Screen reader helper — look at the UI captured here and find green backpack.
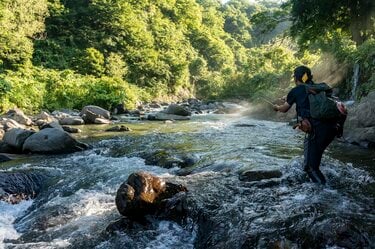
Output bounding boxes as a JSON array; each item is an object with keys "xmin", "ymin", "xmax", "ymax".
[{"xmin": 305, "ymin": 83, "xmax": 342, "ymax": 120}]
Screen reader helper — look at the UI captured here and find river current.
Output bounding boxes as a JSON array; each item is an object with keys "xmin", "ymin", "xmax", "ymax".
[{"xmin": 0, "ymin": 112, "xmax": 374, "ymax": 249}]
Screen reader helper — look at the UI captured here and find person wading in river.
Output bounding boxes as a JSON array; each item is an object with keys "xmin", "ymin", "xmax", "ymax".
[{"xmin": 273, "ymin": 66, "xmax": 341, "ymax": 185}]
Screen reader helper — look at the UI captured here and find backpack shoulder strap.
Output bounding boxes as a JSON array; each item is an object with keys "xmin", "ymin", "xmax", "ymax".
[{"xmin": 305, "ymin": 82, "xmax": 332, "ymax": 94}]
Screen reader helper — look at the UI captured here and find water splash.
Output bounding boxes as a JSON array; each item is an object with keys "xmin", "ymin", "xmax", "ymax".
[
  {"xmin": 0, "ymin": 200, "xmax": 33, "ymax": 247},
  {"xmin": 351, "ymin": 63, "xmax": 360, "ymax": 100}
]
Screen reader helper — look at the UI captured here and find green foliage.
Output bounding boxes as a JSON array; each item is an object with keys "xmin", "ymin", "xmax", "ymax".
[
  {"xmin": 105, "ymin": 53, "xmax": 128, "ymax": 79},
  {"xmin": 0, "ymin": 67, "xmax": 146, "ymax": 113},
  {"xmin": 8, "ymin": 0, "xmax": 368, "ymax": 112},
  {"xmin": 0, "ymin": 68, "xmax": 47, "ymax": 113},
  {"xmin": 0, "ymin": 0, "xmax": 48, "ymax": 69},
  {"xmin": 354, "ymin": 39, "xmax": 375, "ymax": 97},
  {"xmin": 289, "ymin": 0, "xmax": 375, "ymax": 46},
  {"xmin": 0, "ymin": 78, "xmax": 11, "ymax": 98},
  {"xmin": 195, "ymin": 72, "xmax": 226, "ymax": 99},
  {"xmin": 222, "ymin": 0, "xmax": 254, "ymax": 47},
  {"xmin": 78, "ymin": 48, "xmax": 105, "ymax": 76},
  {"xmin": 221, "ymin": 42, "xmax": 302, "ymax": 100},
  {"xmin": 250, "ymin": 4, "xmax": 289, "ymax": 44}
]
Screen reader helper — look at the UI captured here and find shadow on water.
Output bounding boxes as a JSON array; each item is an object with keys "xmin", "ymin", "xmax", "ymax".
[{"xmin": 1, "ymin": 114, "xmax": 374, "ymax": 248}]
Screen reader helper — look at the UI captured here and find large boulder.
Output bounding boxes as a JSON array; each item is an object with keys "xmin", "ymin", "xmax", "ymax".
[
  {"xmin": 80, "ymin": 105, "xmax": 110, "ymax": 124},
  {"xmin": 6, "ymin": 108, "xmax": 33, "ymax": 126},
  {"xmin": 344, "ymin": 127, "xmax": 375, "ymax": 148},
  {"xmin": 0, "ymin": 141, "xmax": 15, "ymax": 153},
  {"xmin": 3, "ymin": 128, "xmax": 35, "ymax": 150},
  {"xmin": 344, "ymin": 91, "xmax": 375, "ymax": 147},
  {"xmin": 165, "ymin": 104, "xmax": 191, "ymax": 116},
  {"xmin": 115, "ymin": 171, "xmax": 187, "ymax": 219},
  {"xmin": 59, "ymin": 116, "xmax": 85, "ymax": 125},
  {"xmin": 354, "ymin": 92, "xmax": 375, "ymax": 127},
  {"xmin": 22, "ymin": 128, "xmax": 89, "ymax": 154}
]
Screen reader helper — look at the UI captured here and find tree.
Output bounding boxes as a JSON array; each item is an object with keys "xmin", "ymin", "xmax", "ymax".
[
  {"xmin": 289, "ymin": 0, "xmax": 375, "ymax": 46},
  {"xmin": 0, "ymin": 0, "xmax": 48, "ymax": 69},
  {"xmin": 222, "ymin": 0, "xmax": 253, "ymax": 47}
]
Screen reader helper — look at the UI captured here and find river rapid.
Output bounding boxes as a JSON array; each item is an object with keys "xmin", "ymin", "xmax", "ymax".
[{"xmin": 1, "ymin": 111, "xmax": 374, "ymax": 249}]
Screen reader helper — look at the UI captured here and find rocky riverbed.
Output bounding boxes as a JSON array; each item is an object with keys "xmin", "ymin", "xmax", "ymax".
[{"xmin": 0, "ymin": 108, "xmax": 374, "ymax": 248}]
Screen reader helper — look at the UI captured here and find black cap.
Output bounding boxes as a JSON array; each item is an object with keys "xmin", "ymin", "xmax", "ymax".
[{"xmin": 293, "ymin": 66, "xmax": 312, "ymax": 83}]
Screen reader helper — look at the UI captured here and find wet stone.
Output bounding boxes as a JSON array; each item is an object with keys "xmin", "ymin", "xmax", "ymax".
[
  {"xmin": 0, "ymin": 172, "xmax": 45, "ymax": 204},
  {"xmin": 105, "ymin": 125, "xmax": 131, "ymax": 132},
  {"xmin": 115, "ymin": 171, "xmax": 187, "ymax": 220},
  {"xmin": 239, "ymin": 169, "xmax": 282, "ymax": 182}
]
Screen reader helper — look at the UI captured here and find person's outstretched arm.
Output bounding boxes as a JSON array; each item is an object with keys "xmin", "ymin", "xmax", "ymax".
[{"xmin": 273, "ymin": 102, "xmax": 291, "ymax": 113}]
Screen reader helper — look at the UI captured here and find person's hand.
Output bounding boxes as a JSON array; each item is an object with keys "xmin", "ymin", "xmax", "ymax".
[{"xmin": 273, "ymin": 105, "xmax": 279, "ymax": 112}]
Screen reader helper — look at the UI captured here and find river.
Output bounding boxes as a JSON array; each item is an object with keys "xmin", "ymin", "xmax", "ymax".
[{"xmin": 1, "ymin": 111, "xmax": 374, "ymax": 249}]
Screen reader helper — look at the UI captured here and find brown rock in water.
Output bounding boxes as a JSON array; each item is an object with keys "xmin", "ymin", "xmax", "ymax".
[
  {"xmin": 115, "ymin": 171, "xmax": 187, "ymax": 219},
  {"xmin": 105, "ymin": 125, "xmax": 131, "ymax": 132}
]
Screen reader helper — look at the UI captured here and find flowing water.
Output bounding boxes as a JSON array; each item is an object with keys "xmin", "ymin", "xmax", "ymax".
[
  {"xmin": 350, "ymin": 63, "xmax": 360, "ymax": 101},
  {"xmin": 0, "ymin": 112, "xmax": 374, "ymax": 249}
]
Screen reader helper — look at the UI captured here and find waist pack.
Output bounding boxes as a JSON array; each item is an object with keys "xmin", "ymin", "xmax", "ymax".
[
  {"xmin": 305, "ymin": 83, "xmax": 347, "ymax": 120},
  {"xmin": 293, "ymin": 118, "xmax": 312, "ymax": 133}
]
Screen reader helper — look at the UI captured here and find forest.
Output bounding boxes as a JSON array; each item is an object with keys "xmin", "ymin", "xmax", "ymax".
[{"xmin": 0, "ymin": 0, "xmax": 374, "ymax": 112}]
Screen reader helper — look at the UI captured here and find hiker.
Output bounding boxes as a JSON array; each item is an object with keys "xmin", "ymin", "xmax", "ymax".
[{"xmin": 273, "ymin": 66, "xmax": 344, "ymax": 185}]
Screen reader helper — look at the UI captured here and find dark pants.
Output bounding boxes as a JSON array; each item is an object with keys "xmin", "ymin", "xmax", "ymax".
[{"xmin": 303, "ymin": 119, "xmax": 337, "ymax": 184}]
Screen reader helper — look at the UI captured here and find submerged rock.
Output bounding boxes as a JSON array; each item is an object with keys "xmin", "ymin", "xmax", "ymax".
[
  {"xmin": 115, "ymin": 171, "xmax": 187, "ymax": 219},
  {"xmin": 105, "ymin": 125, "xmax": 131, "ymax": 132},
  {"xmin": 62, "ymin": 126, "xmax": 81, "ymax": 133},
  {"xmin": 0, "ymin": 172, "xmax": 45, "ymax": 204},
  {"xmin": 0, "ymin": 154, "xmax": 12, "ymax": 163},
  {"xmin": 147, "ymin": 113, "xmax": 190, "ymax": 121},
  {"xmin": 140, "ymin": 150, "xmax": 198, "ymax": 169},
  {"xmin": 239, "ymin": 169, "xmax": 282, "ymax": 182}
]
